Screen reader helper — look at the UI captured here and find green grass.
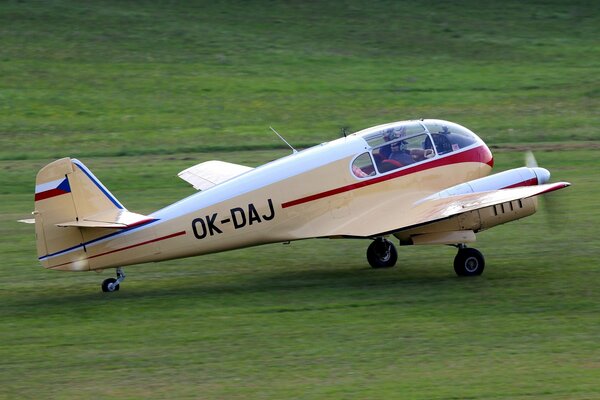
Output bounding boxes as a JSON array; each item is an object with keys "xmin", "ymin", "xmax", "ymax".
[
  {"xmin": 1, "ymin": 0, "xmax": 599, "ymax": 159},
  {"xmin": 1, "ymin": 150, "xmax": 598, "ymax": 399},
  {"xmin": 1, "ymin": 1, "xmax": 600, "ymax": 399}
]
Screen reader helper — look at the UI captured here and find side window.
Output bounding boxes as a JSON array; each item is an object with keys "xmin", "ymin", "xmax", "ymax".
[
  {"xmin": 431, "ymin": 134, "xmax": 453, "ymax": 155},
  {"xmin": 375, "ymin": 133, "xmax": 434, "ymax": 173},
  {"xmin": 352, "ymin": 153, "xmax": 376, "ymax": 178}
]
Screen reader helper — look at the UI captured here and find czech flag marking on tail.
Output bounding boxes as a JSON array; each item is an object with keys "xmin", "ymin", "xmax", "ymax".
[{"xmin": 35, "ymin": 177, "xmax": 71, "ymax": 201}]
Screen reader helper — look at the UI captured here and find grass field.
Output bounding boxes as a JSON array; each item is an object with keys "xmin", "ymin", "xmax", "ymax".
[{"xmin": 1, "ymin": 1, "xmax": 599, "ymax": 399}]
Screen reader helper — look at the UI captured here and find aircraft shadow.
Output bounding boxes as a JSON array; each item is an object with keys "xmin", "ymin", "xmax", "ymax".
[{"xmin": 11, "ymin": 262, "xmax": 476, "ymax": 314}]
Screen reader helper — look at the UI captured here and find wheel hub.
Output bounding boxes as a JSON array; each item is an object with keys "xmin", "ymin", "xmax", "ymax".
[
  {"xmin": 464, "ymin": 256, "xmax": 479, "ymax": 273},
  {"xmin": 376, "ymin": 246, "xmax": 391, "ymax": 262}
]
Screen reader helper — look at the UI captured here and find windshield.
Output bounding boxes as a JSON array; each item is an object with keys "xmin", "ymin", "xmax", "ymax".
[
  {"xmin": 363, "ymin": 121, "xmax": 426, "ymax": 148},
  {"xmin": 422, "ymin": 120, "xmax": 479, "ymax": 154},
  {"xmin": 351, "ymin": 119, "xmax": 483, "ymax": 177}
]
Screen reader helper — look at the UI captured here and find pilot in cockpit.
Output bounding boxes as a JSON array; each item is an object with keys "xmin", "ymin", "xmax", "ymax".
[{"xmin": 389, "ymin": 140, "xmax": 415, "ymax": 165}]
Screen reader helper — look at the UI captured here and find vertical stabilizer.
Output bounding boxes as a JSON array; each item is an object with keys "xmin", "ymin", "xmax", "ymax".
[{"xmin": 34, "ymin": 158, "xmax": 126, "ymax": 271}]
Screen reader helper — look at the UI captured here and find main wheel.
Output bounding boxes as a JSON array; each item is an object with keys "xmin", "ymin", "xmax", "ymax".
[
  {"xmin": 367, "ymin": 239, "xmax": 398, "ymax": 269},
  {"xmin": 101, "ymin": 277, "xmax": 120, "ymax": 292},
  {"xmin": 454, "ymin": 248, "xmax": 485, "ymax": 276}
]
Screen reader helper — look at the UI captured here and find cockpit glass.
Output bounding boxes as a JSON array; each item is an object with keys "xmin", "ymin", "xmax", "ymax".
[
  {"xmin": 363, "ymin": 122, "xmax": 426, "ymax": 148},
  {"xmin": 373, "ymin": 133, "xmax": 433, "ymax": 173},
  {"xmin": 351, "ymin": 152, "xmax": 376, "ymax": 178},
  {"xmin": 353, "ymin": 119, "xmax": 482, "ymax": 177},
  {"xmin": 422, "ymin": 121, "xmax": 479, "ymax": 154}
]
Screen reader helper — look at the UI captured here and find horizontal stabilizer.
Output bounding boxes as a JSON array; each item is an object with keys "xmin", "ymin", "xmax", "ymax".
[
  {"xmin": 56, "ymin": 210, "xmax": 155, "ymax": 229},
  {"xmin": 178, "ymin": 160, "xmax": 253, "ymax": 191}
]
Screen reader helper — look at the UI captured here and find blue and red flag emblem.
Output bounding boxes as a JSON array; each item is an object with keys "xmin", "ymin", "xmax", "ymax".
[{"xmin": 35, "ymin": 178, "xmax": 71, "ymax": 201}]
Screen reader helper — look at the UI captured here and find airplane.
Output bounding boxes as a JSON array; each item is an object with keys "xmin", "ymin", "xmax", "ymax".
[{"xmin": 23, "ymin": 119, "xmax": 570, "ymax": 292}]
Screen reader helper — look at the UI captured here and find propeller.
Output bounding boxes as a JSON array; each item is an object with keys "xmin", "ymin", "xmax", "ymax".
[
  {"xmin": 525, "ymin": 151, "xmax": 551, "ymax": 184},
  {"xmin": 524, "ymin": 151, "xmax": 564, "ymax": 227},
  {"xmin": 525, "ymin": 150, "xmax": 538, "ymax": 168}
]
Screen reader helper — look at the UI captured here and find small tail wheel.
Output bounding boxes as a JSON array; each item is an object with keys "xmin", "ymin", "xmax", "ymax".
[
  {"xmin": 454, "ymin": 248, "xmax": 485, "ymax": 276},
  {"xmin": 101, "ymin": 267, "xmax": 126, "ymax": 292},
  {"xmin": 101, "ymin": 277, "xmax": 120, "ymax": 292},
  {"xmin": 367, "ymin": 238, "xmax": 398, "ymax": 269}
]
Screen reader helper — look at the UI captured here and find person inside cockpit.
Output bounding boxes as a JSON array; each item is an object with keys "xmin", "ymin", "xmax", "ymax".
[{"xmin": 388, "ymin": 140, "xmax": 415, "ymax": 166}]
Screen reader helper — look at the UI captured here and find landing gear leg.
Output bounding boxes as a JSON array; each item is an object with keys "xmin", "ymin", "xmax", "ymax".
[
  {"xmin": 101, "ymin": 267, "xmax": 126, "ymax": 292},
  {"xmin": 367, "ymin": 237, "xmax": 398, "ymax": 269},
  {"xmin": 453, "ymin": 245, "xmax": 485, "ymax": 276}
]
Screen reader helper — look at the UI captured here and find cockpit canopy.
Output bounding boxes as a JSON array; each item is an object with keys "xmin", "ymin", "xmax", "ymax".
[{"xmin": 351, "ymin": 119, "xmax": 483, "ymax": 178}]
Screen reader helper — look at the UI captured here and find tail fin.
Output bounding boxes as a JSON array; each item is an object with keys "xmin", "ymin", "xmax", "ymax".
[{"xmin": 34, "ymin": 158, "xmax": 151, "ymax": 271}]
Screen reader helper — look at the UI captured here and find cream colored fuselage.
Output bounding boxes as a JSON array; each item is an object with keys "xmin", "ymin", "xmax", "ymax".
[{"xmin": 46, "ymin": 135, "xmax": 492, "ymax": 271}]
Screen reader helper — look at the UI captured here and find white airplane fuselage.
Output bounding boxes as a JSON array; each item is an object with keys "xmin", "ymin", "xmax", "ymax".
[
  {"xmin": 36, "ymin": 118, "xmax": 567, "ymax": 286},
  {"xmin": 41, "ymin": 130, "xmax": 493, "ymax": 272}
]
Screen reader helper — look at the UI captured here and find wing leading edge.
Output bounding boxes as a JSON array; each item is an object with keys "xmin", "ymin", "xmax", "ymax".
[{"xmin": 342, "ymin": 181, "xmax": 570, "ymax": 239}]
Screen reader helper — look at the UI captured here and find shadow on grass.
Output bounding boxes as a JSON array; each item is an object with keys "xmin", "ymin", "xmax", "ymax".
[{"xmin": 6, "ymin": 259, "xmax": 501, "ymax": 320}]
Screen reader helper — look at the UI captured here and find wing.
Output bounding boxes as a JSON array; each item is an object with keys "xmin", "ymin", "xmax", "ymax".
[
  {"xmin": 178, "ymin": 160, "xmax": 253, "ymax": 191},
  {"xmin": 342, "ymin": 181, "xmax": 570, "ymax": 238}
]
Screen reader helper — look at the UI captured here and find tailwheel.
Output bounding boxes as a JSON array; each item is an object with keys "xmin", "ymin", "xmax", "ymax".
[
  {"xmin": 101, "ymin": 278, "xmax": 119, "ymax": 292},
  {"xmin": 101, "ymin": 267, "xmax": 126, "ymax": 292},
  {"xmin": 454, "ymin": 247, "xmax": 485, "ymax": 277},
  {"xmin": 367, "ymin": 238, "xmax": 398, "ymax": 269}
]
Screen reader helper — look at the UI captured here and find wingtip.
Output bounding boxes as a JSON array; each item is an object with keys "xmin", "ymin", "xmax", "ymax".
[{"xmin": 539, "ymin": 181, "xmax": 571, "ymax": 195}]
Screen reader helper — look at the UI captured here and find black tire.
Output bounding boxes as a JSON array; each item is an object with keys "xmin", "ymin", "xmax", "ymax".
[
  {"xmin": 454, "ymin": 248, "xmax": 485, "ymax": 277},
  {"xmin": 101, "ymin": 277, "xmax": 120, "ymax": 292},
  {"xmin": 367, "ymin": 239, "xmax": 398, "ymax": 269}
]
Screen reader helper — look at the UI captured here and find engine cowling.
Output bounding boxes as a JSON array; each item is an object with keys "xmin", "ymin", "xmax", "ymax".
[{"xmin": 424, "ymin": 166, "xmax": 550, "ymax": 201}]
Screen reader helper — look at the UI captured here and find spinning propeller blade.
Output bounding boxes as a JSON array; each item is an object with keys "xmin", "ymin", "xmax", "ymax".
[
  {"xmin": 525, "ymin": 151, "xmax": 566, "ymax": 227},
  {"xmin": 525, "ymin": 150, "xmax": 538, "ymax": 168}
]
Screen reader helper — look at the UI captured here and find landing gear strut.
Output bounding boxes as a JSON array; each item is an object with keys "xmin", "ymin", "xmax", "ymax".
[
  {"xmin": 367, "ymin": 238, "xmax": 398, "ymax": 269},
  {"xmin": 101, "ymin": 267, "xmax": 126, "ymax": 292},
  {"xmin": 453, "ymin": 246, "xmax": 485, "ymax": 276}
]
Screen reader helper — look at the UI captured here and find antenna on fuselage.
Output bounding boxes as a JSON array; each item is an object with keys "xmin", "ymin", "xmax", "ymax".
[{"xmin": 270, "ymin": 126, "xmax": 298, "ymax": 154}]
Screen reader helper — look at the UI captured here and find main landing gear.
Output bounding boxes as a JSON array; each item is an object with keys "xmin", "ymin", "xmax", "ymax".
[
  {"xmin": 366, "ymin": 238, "xmax": 398, "ymax": 268},
  {"xmin": 453, "ymin": 245, "xmax": 485, "ymax": 276},
  {"xmin": 101, "ymin": 267, "xmax": 126, "ymax": 292},
  {"xmin": 366, "ymin": 239, "xmax": 485, "ymax": 276}
]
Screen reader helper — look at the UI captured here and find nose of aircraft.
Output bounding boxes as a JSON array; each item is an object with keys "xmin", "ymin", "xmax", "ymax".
[{"xmin": 532, "ymin": 167, "xmax": 551, "ymax": 184}]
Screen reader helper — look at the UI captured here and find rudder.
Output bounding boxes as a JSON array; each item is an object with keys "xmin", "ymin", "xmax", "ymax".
[{"xmin": 34, "ymin": 158, "xmax": 126, "ymax": 271}]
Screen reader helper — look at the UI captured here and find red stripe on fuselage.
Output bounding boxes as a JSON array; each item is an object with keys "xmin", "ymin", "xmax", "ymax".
[
  {"xmin": 282, "ymin": 145, "xmax": 493, "ymax": 209},
  {"xmin": 86, "ymin": 230, "xmax": 187, "ymax": 261},
  {"xmin": 48, "ymin": 230, "xmax": 187, "ymax": 269}
]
